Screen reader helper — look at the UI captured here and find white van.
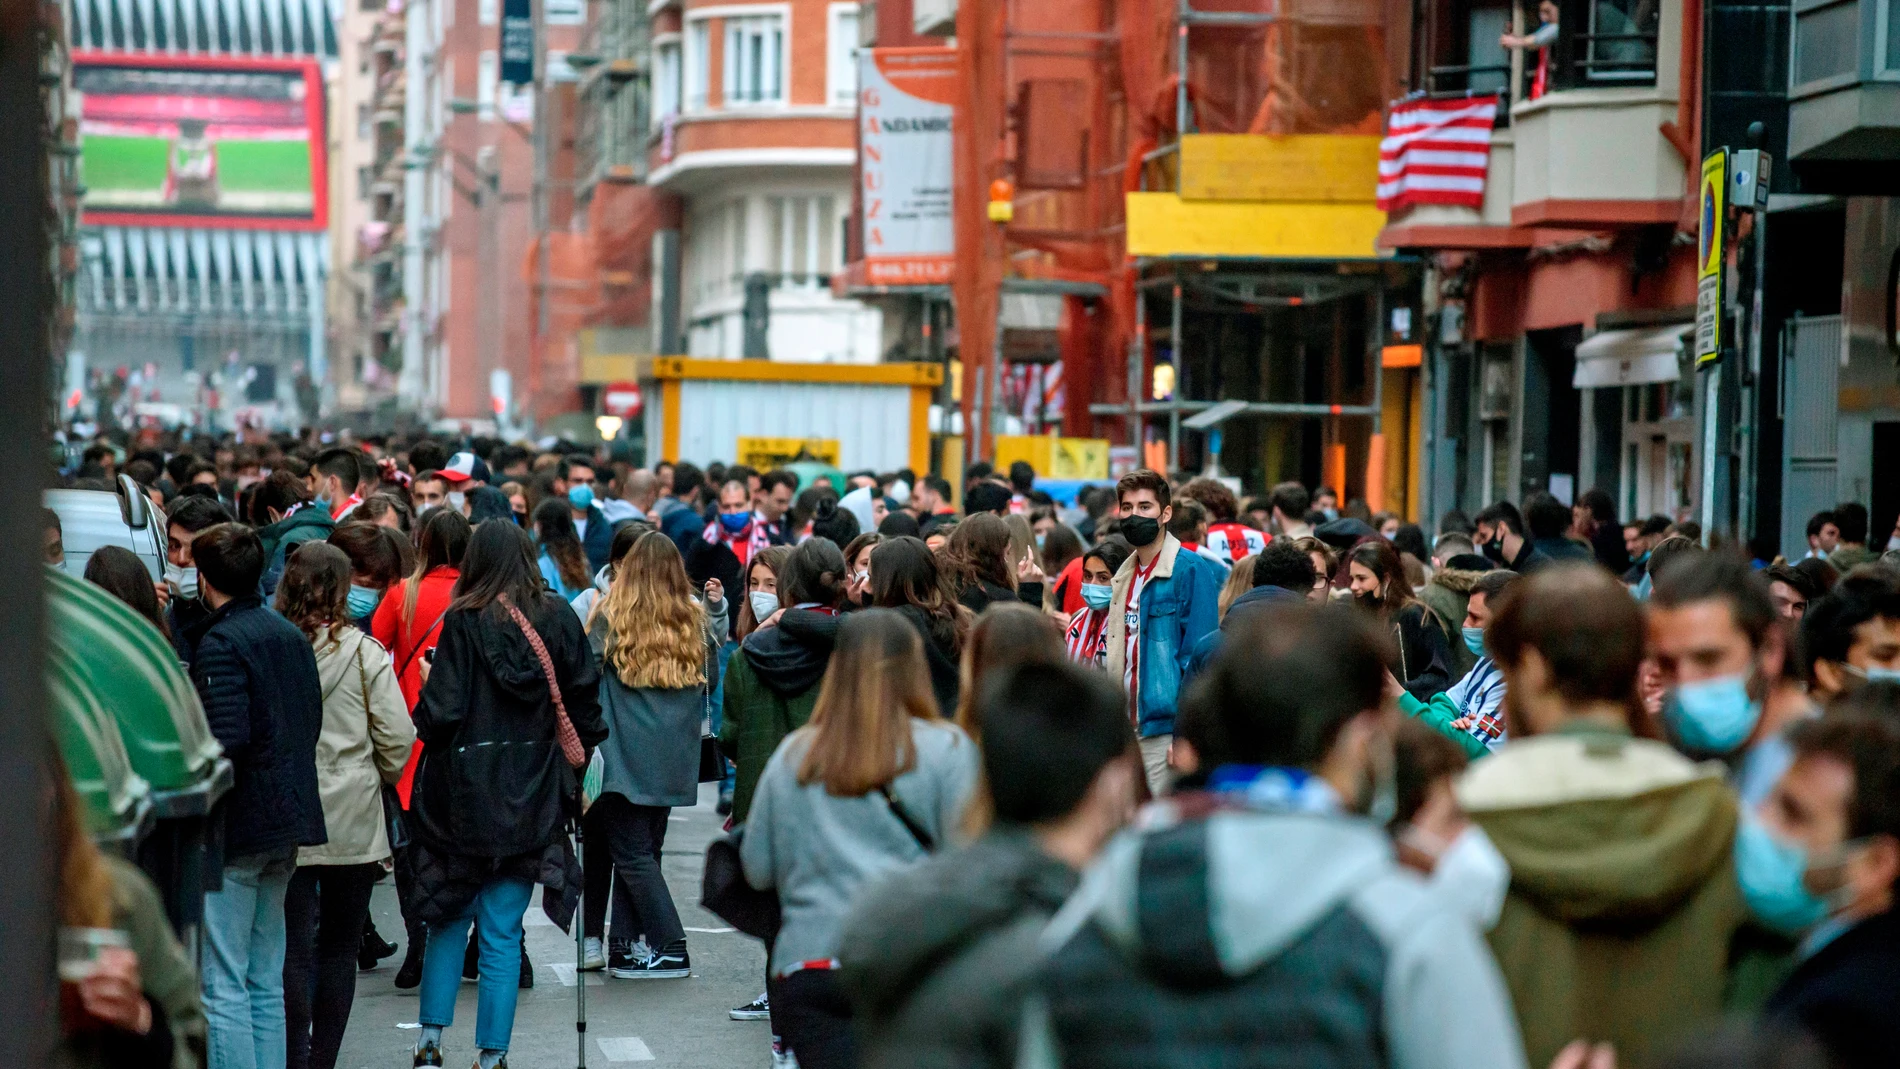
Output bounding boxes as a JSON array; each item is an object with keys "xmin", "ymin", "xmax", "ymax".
[{"xmin": 46, "ymin": 474, "xmax": 168, "ymax": 579}]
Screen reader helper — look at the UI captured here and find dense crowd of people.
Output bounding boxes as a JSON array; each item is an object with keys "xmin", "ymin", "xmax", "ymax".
[{"xmin": 43, "ymin": 428, "xmax": 1900, "ymax": 1069}]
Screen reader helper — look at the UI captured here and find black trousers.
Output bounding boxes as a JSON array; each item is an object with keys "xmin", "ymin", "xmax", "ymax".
[
  {"xmin": 283, "ymin": 862, "xmax": 381, "ymax": 1069},
  {"xmin": 587, "ymin": 795, "xmax": 685, "ymax": 949},
  {"xmin": 773, "ymin": 969, "xmax": 856, "ymax": 1069},
  {"xmin": 582, "ymin": 810, "xmax": 637, "ymax": 943}
]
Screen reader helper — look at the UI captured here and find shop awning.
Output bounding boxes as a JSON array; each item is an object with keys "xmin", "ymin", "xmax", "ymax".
[{"xmin": 1572, "ymin": 326, "xmax": 1689, "ymax": 388}]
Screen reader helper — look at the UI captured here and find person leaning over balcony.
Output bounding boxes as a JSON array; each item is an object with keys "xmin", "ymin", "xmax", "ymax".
[{"xmin": 1500, "ymin": 0, "xmax": 1560, "ymax": 97}]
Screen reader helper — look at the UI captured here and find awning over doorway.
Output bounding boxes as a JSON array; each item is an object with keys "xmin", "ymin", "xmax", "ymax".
[{"xmin": 1572, "ymin": 326, "xmax": 1689, "ymax": 388}]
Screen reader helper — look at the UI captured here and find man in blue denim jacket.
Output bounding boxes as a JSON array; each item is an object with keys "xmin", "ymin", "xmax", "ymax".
[{"xmin": 1103, "ymin": 469, "xmax": 1224, "ymax": 793}]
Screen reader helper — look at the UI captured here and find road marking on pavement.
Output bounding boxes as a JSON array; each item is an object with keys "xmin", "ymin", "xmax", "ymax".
[
  {"xmin": 396, "ymin": 1022, "xmax": 421, "ymax": 1029},
  {"xmin": 597, "ymin": 1036, "xmax": 655, "ymax": 1061},
  {"xmin": 668, "ymin": 816, "xmax": 689, "ymax": 822},
  {"xmin": 684, "ymin": 926, "xmax": 736, "ymax": 934},
  {"xmin": 546, "ymin": 962, "xmax": 605, "ymax": 986}
]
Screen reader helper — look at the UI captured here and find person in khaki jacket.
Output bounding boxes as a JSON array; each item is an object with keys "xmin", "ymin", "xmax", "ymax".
[
  {"xmin": 1458, "ymin": 564, "xmax": 1746, "ymax": 1069},
  {"xmin": 274, "ymin": 543, "xmax": 416, "ymax": 1069}
]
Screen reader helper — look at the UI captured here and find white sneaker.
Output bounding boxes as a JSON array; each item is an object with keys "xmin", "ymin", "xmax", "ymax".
[
  {"xmin": 581, "ymin": 937, "xmax": 606, "ymax": 972},
  {"xmin": 770, "ymin": 1042, "xmax": 799, "ymax": 1069}
]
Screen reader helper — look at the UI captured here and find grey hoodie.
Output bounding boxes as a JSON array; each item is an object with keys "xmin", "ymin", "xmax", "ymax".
[{"xmin": 1018, "ymin": 803, "xmax": 1528, "ymax": 1069}]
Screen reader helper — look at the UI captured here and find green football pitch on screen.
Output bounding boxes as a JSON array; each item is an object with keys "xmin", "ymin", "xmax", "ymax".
[{"xmin": 82, "ymin": 134, "xmax": 314, "ymax": 215}]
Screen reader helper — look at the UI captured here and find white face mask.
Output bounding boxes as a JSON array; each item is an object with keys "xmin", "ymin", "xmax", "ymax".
[
  {"xmin": 165, "ymin": 562, "xmax": 199, "ymax": 600},
  {"xmin": 749, "ymin": 590, "xmax": 779, "ymax": 622},
  {"xmin": 1888, "ymin": 534, "xmax": 1900, "ymax": 552},
  {"xmin": 447, "ymin": 490, "xmax": 467, "ymax": 514}
]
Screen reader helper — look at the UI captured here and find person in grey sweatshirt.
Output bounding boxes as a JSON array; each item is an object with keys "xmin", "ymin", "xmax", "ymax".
[
  {"xmin": 1017, "ymin": 600, "xmax": 1528, "ymax": 1069},
  {"xmin": 741, "ymin": 609, "xmax": 979, "ymax": 1069}
]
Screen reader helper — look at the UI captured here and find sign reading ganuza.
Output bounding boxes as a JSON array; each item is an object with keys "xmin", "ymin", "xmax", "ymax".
[{"xmin": 859, "ymin": 48, "xmax": 956, "ymax": 286}]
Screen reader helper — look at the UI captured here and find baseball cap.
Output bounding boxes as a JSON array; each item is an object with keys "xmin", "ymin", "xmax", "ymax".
[{"xmin": 439, "ymin": 451, "xmax": 492, "ymax": 484}]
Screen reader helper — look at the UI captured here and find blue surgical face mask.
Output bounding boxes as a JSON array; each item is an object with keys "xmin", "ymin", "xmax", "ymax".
[
  {"xmin": 1633, "ymin": 571, "xmax": 1654, "ymax": 601},
  {"xmin": 720, "ymin": 511, "xmax": 752, "ymax": 533},
  {"xmin": 1662, "ymin": 672, "xmax": 1762, "ymax": 756},
  {"xmin": 1462, "ymin": 626, "xmax": 1487, "ymax": 658},
  {"xmin": 347, "ymin": 584, "xmax": 384, "ymax": 619},
  {"xmin": 1081, "ymin": 582, "xmax": 1113, "ymax": 611},
  {"xmin": 1735, "ymin": 809, "xmax": 1828, "ymax": 936},
  {"xmin": 1844, "ymin": 663, "xmax": 1900, "ymax": 686},
  {"xmin": 568, "ymin": 484, "xmax": 595, "ymax": 511}
]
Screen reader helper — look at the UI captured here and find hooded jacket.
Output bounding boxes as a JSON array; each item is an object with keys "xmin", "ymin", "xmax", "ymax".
[
  {"xmin": 1418, "ymin": 566, "xmax": 1486, "ymax": 683},
  {"xmin": 409, "ymin": 596, "xmax": 606, "ymax": 859},
  {"xmin": 720, "ymin": 622, "xmax": 831, "ymax": 822},
  {"xmin": 302, "ymin": 627, "xmax": 415, "ymax": 866},
  {"xmin": 1023, "ymin": 796, "xmax": 1528, "ymax": 1069},
  {"xmin": 256, "ymin": 505, "xmax": 335, "ymax": 595},
  {"xmin": 838, "ymin": 828, "xmax": 1078, "ymax": 1069},
  {"xmin": 1458, "ymin": 724, "xmax": 1747, "ymax": 1069}
]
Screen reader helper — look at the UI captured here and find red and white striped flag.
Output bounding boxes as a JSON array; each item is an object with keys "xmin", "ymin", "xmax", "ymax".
[{"xmin": 1376, "ymin": 95, "xmax": 1500, "ymax": 214}]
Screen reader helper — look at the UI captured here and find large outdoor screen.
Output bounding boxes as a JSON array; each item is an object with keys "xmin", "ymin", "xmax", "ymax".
[{"xmin": 75, "ymin": 54, "xmax": 327, "ymax": 230}]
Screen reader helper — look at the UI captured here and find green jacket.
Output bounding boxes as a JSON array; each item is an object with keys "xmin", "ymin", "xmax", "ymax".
[
  {"xmin": 1457, "ymin": 724, "xmax": 1747, "ymax": 1069},
  {"xmin": 55, "ymin": 856, "xmax": 206, "ymax": 1069},
  {"xmin": 1417, "ymin": 566, "xmax": 1484, "ymax": 683},
  {"xmin": 1398, "ymin": 689, "xmax": 1491, "ymax": 760},
  {"xmin": 719, "ymin": 645, "xmax": 822, "ymax": 823},
  {"xmin": 256, "ymin": 505, "xmax": 335, "ymax": 591},
  {"xmin": 1829, "ymin": 545, "xmax": 1877, "ymax": 573}
]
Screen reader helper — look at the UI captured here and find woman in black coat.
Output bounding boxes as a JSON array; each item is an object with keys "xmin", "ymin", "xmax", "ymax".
[
  {"xmin": 407, "ymin": 520, "xmax": 605, "ymax": 1068},
  {"xmin": 1344, "ymin": 537, "xmax": 1454, "ymax": 700}
]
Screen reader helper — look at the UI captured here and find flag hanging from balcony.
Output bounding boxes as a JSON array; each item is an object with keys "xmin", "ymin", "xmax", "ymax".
[{"xmin": 1376, "ymin": 95, "xmax": 1500, "ymax": 214}]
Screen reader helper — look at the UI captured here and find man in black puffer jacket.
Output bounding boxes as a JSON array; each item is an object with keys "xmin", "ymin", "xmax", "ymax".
[{"xmin": 181, "ymin": 523, "xmax": 325, "ymax": 1069}]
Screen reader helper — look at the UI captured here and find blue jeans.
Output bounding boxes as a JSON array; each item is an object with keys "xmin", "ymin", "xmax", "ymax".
[
  {"xmin": 715, "ymin": 640, "xmax": 737, "ymax": 791},
  {"xmin": 418, "ymin": 877, "xmax": 534, "ymax": 1052},
  {"xmin": 203, "ymin": 852, "xmax": 296, "ymax": 1069}
]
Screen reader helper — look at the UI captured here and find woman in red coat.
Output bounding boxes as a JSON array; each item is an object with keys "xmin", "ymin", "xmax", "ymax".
[{"xmin": 369, "ymin": 506, "xmax": 471, "ymax": 987}]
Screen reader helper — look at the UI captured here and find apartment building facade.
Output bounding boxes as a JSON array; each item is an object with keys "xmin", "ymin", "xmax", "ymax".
[{"xmin": 648, "ymin": 0, "xmax": 877, "ymax": 363}]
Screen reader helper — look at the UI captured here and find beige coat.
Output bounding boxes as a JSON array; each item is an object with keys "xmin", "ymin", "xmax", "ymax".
[{"xmin": 300, "ymin": 627, "xmax": 415, "ymax": 866}]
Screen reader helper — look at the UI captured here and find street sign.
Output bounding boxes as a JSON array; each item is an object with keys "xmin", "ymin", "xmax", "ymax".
[
  {"xmin": 601, "ymin": 380, "xmax": 643, "ymax": 420},
  {"xmin": 1695, "ymin": 149, "xmax": 1727, "ymax": 366},
  {"xmin": 500, "ymin": 0, "xmax": 534, "ymax": 85},
  {"xmin": 737, "ymin": 437, "xmax": 840, "ymax": 470}
]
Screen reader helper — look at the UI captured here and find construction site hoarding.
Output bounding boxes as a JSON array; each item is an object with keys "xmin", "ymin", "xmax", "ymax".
[
  {"xmin": 1124, "ymin": 192, "xmax": 1387, "ymax": 259},
  {"xmin": 860, "ymin": 47, "xmax": 956, "ymax": 286},
  {"xmin": 1179, "ymin": 134, "xmax": 1382, "ymax": 202},
  {"xmin": 74, "ymin": 53, "xmax": 327, "ymax": 231}
]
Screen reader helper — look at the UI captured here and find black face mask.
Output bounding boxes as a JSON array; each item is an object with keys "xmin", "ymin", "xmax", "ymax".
[
  {"xmin": 1121, "ymin": 515, "xmax": 1162, "ymax": 547},
  {"xmin": 1482, "ymin": 537, "xmax": 1505, "ymax": 563}
]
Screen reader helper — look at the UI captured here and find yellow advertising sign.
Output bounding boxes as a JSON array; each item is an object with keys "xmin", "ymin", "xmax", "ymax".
[
  {"xmin": 736, "ymin": 437, "xmax": 840, "ymax": 470},
  {"xmin": 1695, "ymin": 150, "xmax": 1727, "ymax": 365},
  {"xmin": 992, "ymin": 436, "xmax": 1111, "ymax": 480},
  {"xmin": 1177, "ymin": 134, "xmax": 1382, "ymax": 203},
  {"xmin": 1125, "ymin": 192, "xmax": 1387, "ymax": 260}
]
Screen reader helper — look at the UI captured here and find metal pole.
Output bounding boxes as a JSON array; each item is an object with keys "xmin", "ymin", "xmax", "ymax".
[
  {"xmin": 0, "ymin": 0, "xmax": 54, "ymax": 1052},
  {"xmin": 1699, "ymin": 362, "xmax": 1720, "ymax": 543},
  {"xmin": 479, "ymin": 152, "xmax": 501, "ymax": 431},
  {"xmin": 1167, "ymin": 269, "xmax": 1182, "ymax": 471},
  {"xmin": 1175, "ymin": 0, "xmax": 1189, "ymax": 138},
  {"xmin": 531, "ymin": 0, "xmax": 551, "ymax": 425},
  {"xmin": 1129, "ymin": 275, "xmax": 1145, "ymax": 453},
  {"xmin": 1740, "ymin": 210, "xmax": 1767, "ymax": 550}
]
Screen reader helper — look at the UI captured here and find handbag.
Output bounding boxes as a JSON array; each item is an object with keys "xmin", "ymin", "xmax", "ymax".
[
  {"xmin": 701, "ymin": 825, "xmax": 780, "ymax": 941},
  {"xmin": 500, "ymin": 595, "xmax": 588, "ymax": 769},
  {"xmin": 355, "ymin": 641, "xmax": 410, "ymax": 851}
]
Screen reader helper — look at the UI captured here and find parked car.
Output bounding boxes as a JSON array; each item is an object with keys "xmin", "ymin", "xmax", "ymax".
[{"xmin": 46, "ymin": 474, "xmax": 166, "ymax": 579}]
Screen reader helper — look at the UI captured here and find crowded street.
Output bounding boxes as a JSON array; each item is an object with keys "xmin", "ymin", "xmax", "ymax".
[{"xmin": 8, "ymin": 0, "xmax": 1900, "ymax": 1061}]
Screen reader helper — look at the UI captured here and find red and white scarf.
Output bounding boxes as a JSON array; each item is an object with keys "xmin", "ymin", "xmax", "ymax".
[
  {"xmin": 702, "ymin": 511, "xmax": 776, "ymax": 568},
  {"xmin": 1065, "ymin": 606, "xmax": 1110, "ymax": 669}
]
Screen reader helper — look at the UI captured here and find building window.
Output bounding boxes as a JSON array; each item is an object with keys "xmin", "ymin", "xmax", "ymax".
[
  {"xmin": 827, "ymin": 4, "xmax": 859, "ymax": 106},
  {"xmin": 686, "ymin": 21, "xmax": 712, "ymax": 110},
  {"xmin": 723, "ymin": 14, "xmax": 785, "ymax": 105},
  {"xmin": 655, "ymin": 38, "xmax": 681, "ymax": 118},
  {"xmin": 1580, "ymin": 0, "xmax": 1658, "ymax": 83},
  {"xmin": 478, "ymin": 0, "xmax": 496, "ymax": 26},
  {"xmin": 766, "ymin": 194, "xmax": 837, "ymax": 286}
]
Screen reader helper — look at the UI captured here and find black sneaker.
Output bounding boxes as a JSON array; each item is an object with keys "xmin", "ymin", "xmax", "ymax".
[
  {"xmin": 606, "ymin": 942, "xmax": 638, "ymax": 975},
  {"xmin": 412, "ymin": 1041, "xmax": 444, "ymax": 1067},
  {"xmin": 730, "ymin": 991, "xmax": 770, "ymax": 1021},
  {"xmin": 612, "ymin": 938, "xmax": 688, "ymax": 979}
]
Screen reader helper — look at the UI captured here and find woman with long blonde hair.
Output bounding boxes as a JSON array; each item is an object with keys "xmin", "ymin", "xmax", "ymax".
[
  {"xmin": 741, "ymin": 609, "xmax": 978, "ymax": 1069},
  {"xmin": 583, "ymin": 530, "xmax": 717, "ymax": 978}
]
